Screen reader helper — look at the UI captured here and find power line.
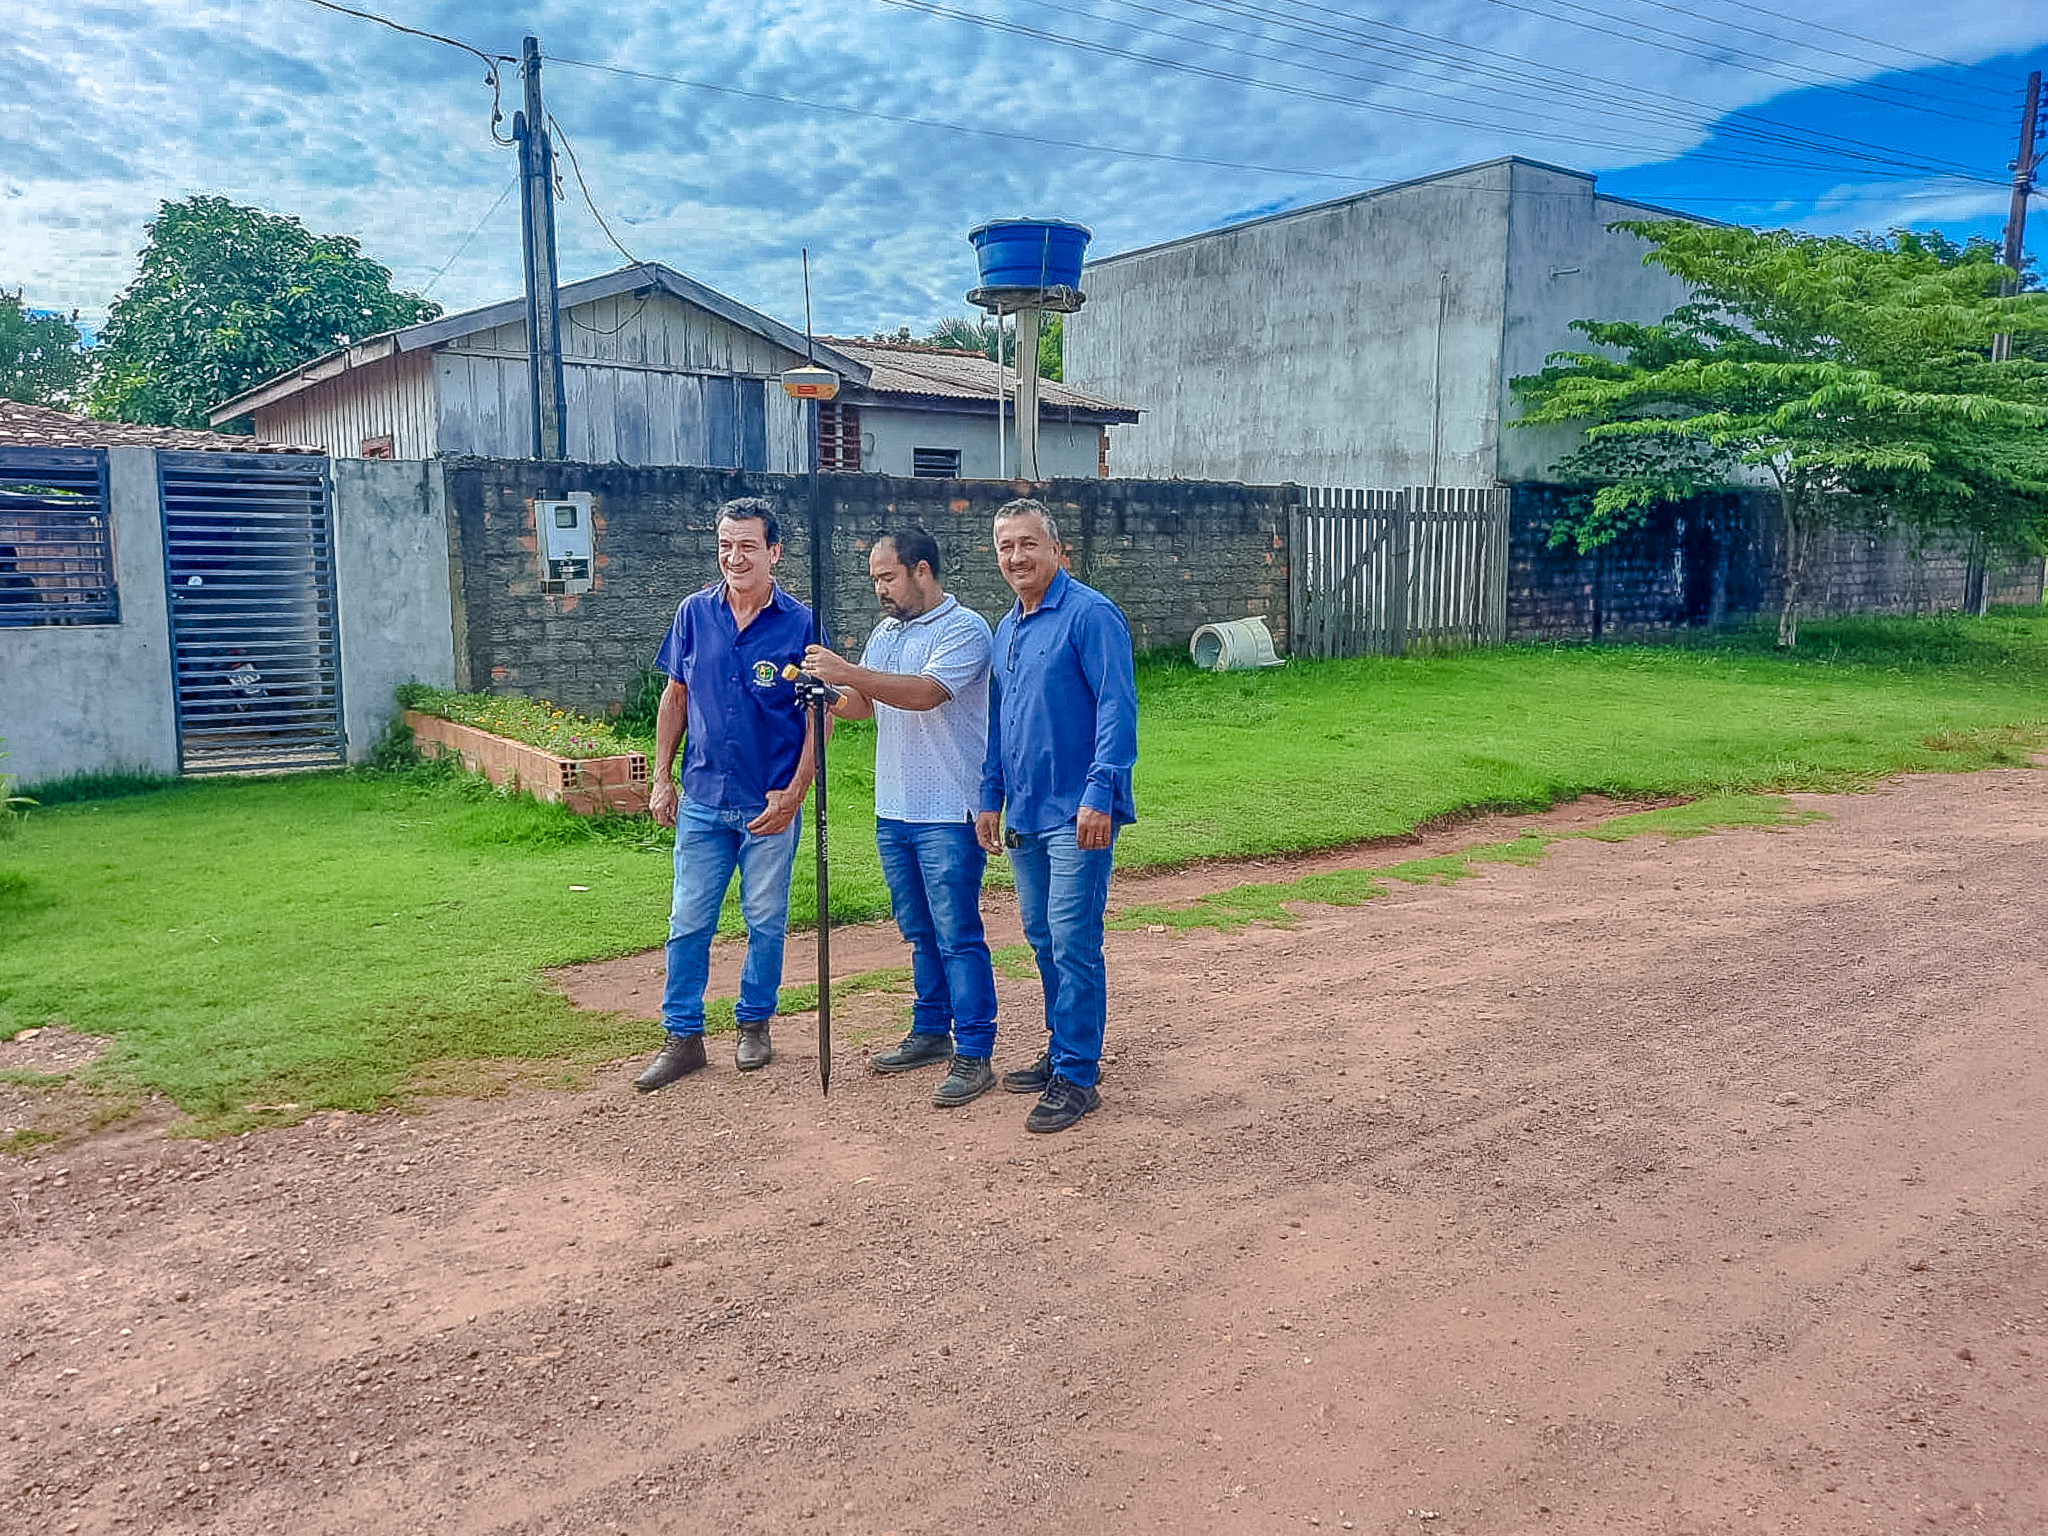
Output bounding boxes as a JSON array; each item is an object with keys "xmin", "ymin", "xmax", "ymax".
[
  {"xmin": 871, "ymin": 0, "xmax": 2006, "ymax": 184},
  {"xmin": 1601, "ymin": 0, "xmax": 2011, "ymax": 109},
  {"xmin": 420, "ymin": 174, "xmax": 518, "ymax": 298},
  {"xmin": 1687, "ymin": 0, "xmax": 2015, "ymax": 87},
  {"xmin": 1061, "ymin": 0, "xmax": 1998, "ymax": 182},
  {"xmin": 1472, "ymin": 0, "xmax": 2005, "ymax": 126},
  {"xmin": 548, "ymin": 114, "xmax": 646, "ymax": 269},
  {"xmin": 546, "ymin": 54, "xmax": 1371, "ymax": 182},
  {"xmin": 294, "ymin": 0, "xmax": 518, "ymax": 144}
]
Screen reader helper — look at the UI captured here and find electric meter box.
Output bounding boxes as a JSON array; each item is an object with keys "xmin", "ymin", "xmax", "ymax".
[{"xmin": 535, "ymin": 493, "xmax": 595, "ymax": 595}]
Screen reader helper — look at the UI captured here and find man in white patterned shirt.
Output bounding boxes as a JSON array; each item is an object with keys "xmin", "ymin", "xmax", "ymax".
[{"xmin": 802, "ymin": 528, "xmax": 1000, "ymax": 1107}]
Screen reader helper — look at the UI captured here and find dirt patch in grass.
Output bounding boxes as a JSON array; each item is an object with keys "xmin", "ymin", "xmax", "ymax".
[
  {"xmin": 550, "ymin": 793, "xmax": 1691, "ymax": 1018},
  {"xmin": 4, "ymin": 766, "xmax": 2045, "ymax": 1535}
]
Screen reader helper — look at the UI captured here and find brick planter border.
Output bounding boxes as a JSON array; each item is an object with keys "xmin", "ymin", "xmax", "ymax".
[{"xmin": 403, "ymin": 711, "xmax": 650, "ymax": 816}]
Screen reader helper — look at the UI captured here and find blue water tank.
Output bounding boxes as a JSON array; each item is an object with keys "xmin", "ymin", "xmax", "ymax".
[{"xmin": 968, "ymin": 219, "xmax": 1092, "ymax": 290}]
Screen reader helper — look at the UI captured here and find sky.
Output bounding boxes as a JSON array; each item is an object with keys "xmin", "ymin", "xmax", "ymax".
[{"xmin": 4, "ymin": 0, "xmax": 2045, "ymax": 339}]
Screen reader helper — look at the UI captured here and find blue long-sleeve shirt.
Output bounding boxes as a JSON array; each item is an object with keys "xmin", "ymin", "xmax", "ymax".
[{"xmin": 979, "ymin": 568, "xmax": 1139, "ymax": 833}]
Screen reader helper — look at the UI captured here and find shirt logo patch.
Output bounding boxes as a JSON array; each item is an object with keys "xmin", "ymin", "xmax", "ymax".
[{"xmin": 751, "ymin": 660, "xmax": 779, "ymax": 688}]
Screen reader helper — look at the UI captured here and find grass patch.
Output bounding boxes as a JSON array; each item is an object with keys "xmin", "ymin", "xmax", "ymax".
[
  {"xmin": 19, "ymin": 767, "xmax": 182, "ymax": 806},
  {"xmin": 0, "ymin": 1068, "xmax": 70, "ymax": 1091},
  {"xmin": 991, "ymin": 944, "xmax": 1040, "ymax": 981},
  {"xmin": 3, "ymin": 609, "xmax": 2044, "ymax": 1131},
  {"xmin": 1112, "ymin": 794, "xmax": 1821, "ymax": 932}
]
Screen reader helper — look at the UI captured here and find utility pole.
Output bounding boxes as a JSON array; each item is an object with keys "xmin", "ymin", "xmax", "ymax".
[
  {"xmin": 1991, "ymin": 69, "xmax": 2042, "ymax": 366},
  {"xmin": 515, "ymin": 35, "xmax": 567, "ymax": 460}
]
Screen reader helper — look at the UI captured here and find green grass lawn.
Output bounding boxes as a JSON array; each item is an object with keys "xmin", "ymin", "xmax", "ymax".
[{"xmin": 4, "ymin": 608, "xmax": 2044, "ymax": 1134}]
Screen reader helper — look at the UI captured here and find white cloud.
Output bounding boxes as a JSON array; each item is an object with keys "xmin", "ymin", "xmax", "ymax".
[{"xmin": 3, "ymin": 0, "xmax": 2043, "ymax": 331}]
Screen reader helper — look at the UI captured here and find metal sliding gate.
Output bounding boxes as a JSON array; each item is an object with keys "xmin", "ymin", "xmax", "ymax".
[
  {"xmin": 159, "ymin": 451, "xmax": 344, "ymax": 774},
  {"xmin": 1289, "ymin": 485, "xmax": 1510, "ymax": 658}
]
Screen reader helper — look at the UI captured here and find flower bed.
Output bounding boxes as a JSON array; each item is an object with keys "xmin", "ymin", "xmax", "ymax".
[
  {"xmin": 401, "ymin": 698, "xmax": 650, "ymax": 817},
  {"xmin": 397, "ymin": 686, "xmax": 640, "ymax": 759}
]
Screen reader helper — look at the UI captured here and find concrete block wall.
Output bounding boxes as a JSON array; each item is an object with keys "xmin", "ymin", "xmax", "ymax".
[
  {"xmin": 441, "ymin": 459, "xmax": 1291, "ymax": 716},
  {"xmin": 1507, "ymin": 485, "xmax": 2043, "ymax": 641}
]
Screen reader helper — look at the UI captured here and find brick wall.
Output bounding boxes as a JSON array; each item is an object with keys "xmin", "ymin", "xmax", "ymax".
[
  {"xmin": 1507, "ymin": 485, "xmax": 2042, "ymax": 642},
  {"xmin": 442, "ymin": 459, "xmax": 1290, "ymax": 714}
]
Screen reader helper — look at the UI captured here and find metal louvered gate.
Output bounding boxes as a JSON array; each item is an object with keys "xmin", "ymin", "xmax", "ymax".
[{"xmin": 159, "ymin": 452, "xmax": 343, "ymax": 774}]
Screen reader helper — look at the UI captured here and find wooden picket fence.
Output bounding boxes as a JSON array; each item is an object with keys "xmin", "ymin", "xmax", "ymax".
[{"xmin": 1288, "ymin": 485, "xmax": 1511, "ymax": 658}]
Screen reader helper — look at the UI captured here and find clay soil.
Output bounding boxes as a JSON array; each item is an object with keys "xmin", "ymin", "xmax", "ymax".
[{"xmin": 4, "ymin": 768, "xmax": 2044, "ymax": 1535}]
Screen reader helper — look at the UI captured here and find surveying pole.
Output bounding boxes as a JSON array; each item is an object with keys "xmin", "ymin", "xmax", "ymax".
[
  {"xmin": 515, "ymin": 35, "xmax": 567, "ymax": 459},
  {"xmin": 781, "ymin": 357, "xmax": 840, "ymax": 1094},
  {"xmin": 1992, "ymin": 70, "xmax": 2042, "ymax": 366}
]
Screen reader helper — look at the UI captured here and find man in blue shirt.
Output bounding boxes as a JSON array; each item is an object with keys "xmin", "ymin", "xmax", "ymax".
[
  {"xmin": 635, "ymin": 498, "xmax": 820, "ymax": 1092},
  {"xmin": 975, "ymin": 499, "xmax": 1139, "ymax": 1134},
  {"xmin": 802, "ymin": 527, "xmax": 1000, "ymax": 1109}
]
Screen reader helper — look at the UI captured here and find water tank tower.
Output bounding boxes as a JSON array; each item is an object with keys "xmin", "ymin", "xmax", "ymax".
[{"xmin": 967, "ymin": 218, "xmax": 1090, "ymax": 481}]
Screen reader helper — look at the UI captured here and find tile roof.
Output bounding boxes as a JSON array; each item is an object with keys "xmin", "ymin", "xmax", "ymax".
[
  {"xmin": 823, "ymin": 340, "xmax": 1141, "ymax": 420},
  {"xmin": 0, "ymin": 401, "xmax": 323, "ymax": 454}
]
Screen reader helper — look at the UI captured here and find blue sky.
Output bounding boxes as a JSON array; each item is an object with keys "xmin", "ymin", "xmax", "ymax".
[{"xmin": 4, "ymin": 1, "xmax": 2043, "ymax": 336}]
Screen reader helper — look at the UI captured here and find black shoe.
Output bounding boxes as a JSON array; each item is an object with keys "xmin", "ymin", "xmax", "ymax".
[
  {"xmin": 870, "ymin": 1031, "xmax": 954, "ymax": 1074},
  {"xmin": 634, "ymin": 1034, "xmax": 707, "ymax": 1092},
  {"xmin": 735, "ymin": 1022, "xmax": 773, "ymax": 1072},
  {"xmin": 1025, "ymin": 1074, "xmax": 1100, "ymax": 1134},
  {"xmin": 932, "ymin": 1056, "xmax": 996, "ymax": 1108},
  {"xmin": 1000, "ymin": 1049, "xmax": 1053, "ymax": 1095}
]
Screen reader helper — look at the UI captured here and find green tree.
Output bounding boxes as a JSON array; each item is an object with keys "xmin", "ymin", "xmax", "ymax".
[
  {"xmin": 90, "ymin": 197, "xmax": 440, "ymax": 430},
  {"xmin": 921, "ymin": 314, "xmax": 1063, "ymax": 380},
  {"xmin": 0, "ymin": 290, "xmax": 89, "ymax": 408},
  {"xmin": 1513, "ymin": 222, "xmax": 2048, "ymax": 647}
]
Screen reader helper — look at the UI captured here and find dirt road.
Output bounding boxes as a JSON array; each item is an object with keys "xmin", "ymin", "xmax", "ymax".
[{"xmin": 4, "ymin": 767, "xmax": 2044, "ymax": 1535}]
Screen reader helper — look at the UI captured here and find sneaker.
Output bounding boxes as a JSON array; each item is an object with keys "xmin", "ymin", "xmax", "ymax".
[
  {"xmin": 735, "ymin": 1022, "xmax": 773, "ymax": 1072},
  {"xmin": 634, "ymin": 1033, "xmax": 707, "ymax": 1092},
  {"xmin": 870, "ymin": 1030, "xmax": 955, "ymax": 1074},
  {"xmin": 932, "ymin": 1056, "xmax": 996, "ymax": 1108},
  {"xmin": 1024, "ymin": 1074, "xmax": 1100, "ymax": 1134},
  {"xmin": 1000, "ymin": 1049, "xmax": 1053, "ymax": 1095}
]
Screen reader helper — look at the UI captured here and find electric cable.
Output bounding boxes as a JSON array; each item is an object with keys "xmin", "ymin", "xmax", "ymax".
[
  {"xmin": 870, "ymin": 0, "xmax": 2007, "ymax": 183},
  {"xmin": 1652, "ymin": 0, "xmax": 2016, "ymax": 90},
  {"xmin": 420, "ymin": 174, "xmax": 519, "ymax": 298},
  {"xmin": 294, "ymin": 0, "xmax": 519, "ymax": 144},
  {"xmin": 546, "ymin": 54, "xmax": 1368, "ymax": 182},
  {"xmin": 1049, "ymin": 0, "xmax": 1998, "ymax": 181},
  {"xmin": 1470, "ymin": 0, "xmax": 2005, "ymax": 124},
  {"xmin": 1165, "ymin": 0, "xmax": 2003, "ymax": 171}
]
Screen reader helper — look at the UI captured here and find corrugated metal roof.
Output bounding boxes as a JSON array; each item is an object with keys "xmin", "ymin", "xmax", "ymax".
[
  {"xmin": 0, "ymin": 401, "xmax": 324, "ymax": 454},
  {"xmin": 210, "ymin": 262, "xmax": 872, "ymax": 425},
  {"xmin": 825, "ymin": 340, "xmax": 1141, "ymax": 420}
]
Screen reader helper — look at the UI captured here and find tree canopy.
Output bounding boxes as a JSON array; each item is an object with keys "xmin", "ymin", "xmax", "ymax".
[
  {"xmin": 1512, "ymin": 222, "xmax": 2048, "ymax": 645},
  {"xmin": 921, "ymin": 313, "xmax": 1064, "ymax": 381},
  {"xmin": 90, "ymin": 197, "xmax": 440, "ymax": 430},
  {"xmin": 0, "ymin": 290, "xmax": 89, "ymax": 408}
]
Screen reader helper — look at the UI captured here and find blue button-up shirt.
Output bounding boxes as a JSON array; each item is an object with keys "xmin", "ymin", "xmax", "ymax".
[
  {"xmin": 980, "ymin": 568, "xmax": 1138, "ymax": 834},
  {"xmin": 654, "ymin": 582, "xmax": 818, "ymax": 813}
]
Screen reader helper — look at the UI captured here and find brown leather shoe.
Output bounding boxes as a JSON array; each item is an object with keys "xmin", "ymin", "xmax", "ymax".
[
  {"xmin": 735, "ymin": 1022, "xmax": 773, "ymax": 1071},
  {"xmin": 634, "ymin": 1033, "xmax": 706, "ymax": 1092}
]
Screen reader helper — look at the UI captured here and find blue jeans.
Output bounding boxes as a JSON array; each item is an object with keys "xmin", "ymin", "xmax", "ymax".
[
  {"xmin": 660, "ymin": 797, "xmax": 802, "ymax": 1037},
  {"xmin": 1008, "ymin": 821, "xmax": 1116, "ymax": 1089},
  {"xmin": 875, "ymin": 818, "xmax": 998, "ymax": 1059}
]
